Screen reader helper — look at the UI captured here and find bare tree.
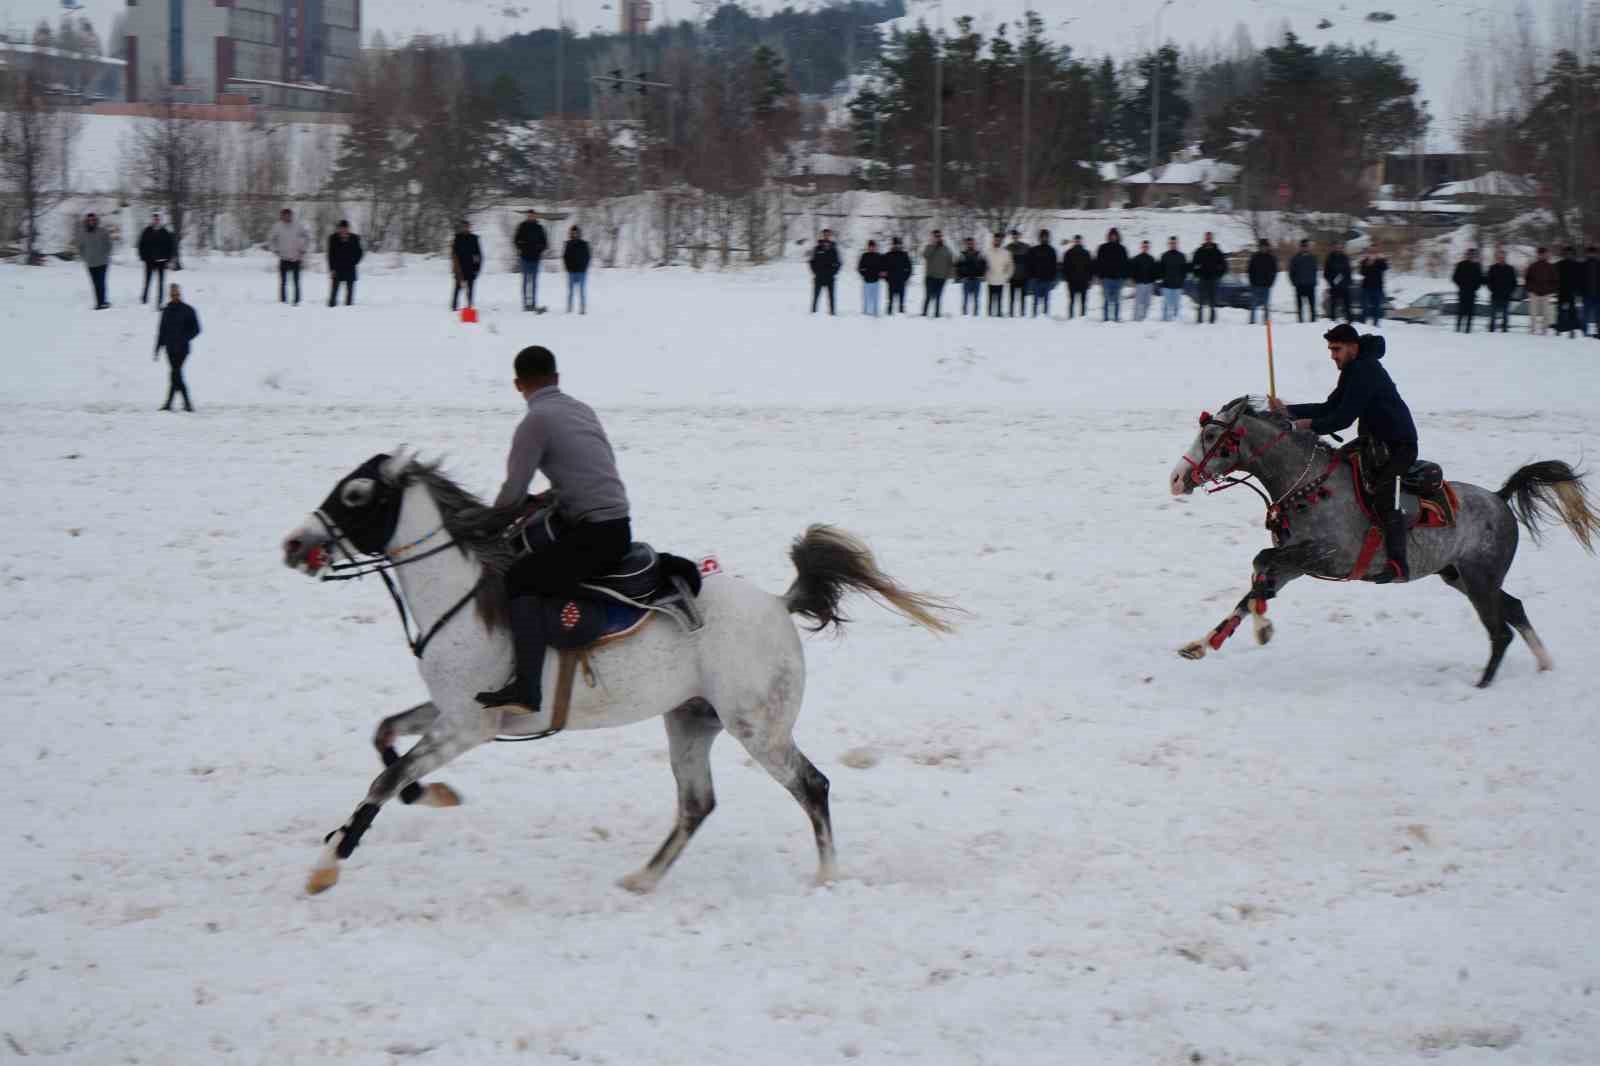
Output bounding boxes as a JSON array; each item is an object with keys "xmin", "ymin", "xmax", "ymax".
[
  {"xmin": 124, "ymin": 96, "xmax": 217, "ymax": 267},
  {"xmin": 0, "ymin": 73, "xmax": 83, "ymax": 262}
]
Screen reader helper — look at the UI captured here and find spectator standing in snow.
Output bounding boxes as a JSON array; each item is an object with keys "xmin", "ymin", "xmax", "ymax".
[
  {"xmin": 1524, "ymin": 247, "xmax": 1558, "ymax": 334},
  {"xmin": 1484, "ymin": 249, "xmax": 1517, "ymax": 333},
  {"xmin": 922, "ymin": 230, "xmax": 954, "ymax": 317},
  {"xmin": 1289, "ymin": 239, "xmax": 1318, "ymax": 322},
  {"xmin": 1247, "ymin": 239, "xmax": 1277, "ymax": 324},
  {"xmin": 1061, "ymin": 235, "xmax": 1093, "ymax": 318},
  {"xmin": 563, "ymin": 226, "xmax": 591, "ymax": 314},
  {"xmin": 809, "ymin": 229, "xmax": 841, "ymax": 315},
  {"xmin": 270, "ymin": 208, "xmax": 311, "ymax": 305},
  {"xmin": 857, "ymin": 239, "xmax": 885, "ymax": 317},
  {"xmin": 1025, "ymin": 229, "xmax": 1058, "ymax": 317},
  {"xmin": 884, "ymin": 237, "xmax": 912, "ymax": 315},
  {"xmin": 1555, "ymin": 245, "xmax": 1583, "ymax": 337},
  {"xmin": 1095, "ymin": 228, "xmax": 1129, "ymax": 322},
  {"xmin": 451, "ymin": 220, "xmax": 483, "ymax": 311},
  {"xmin": 1129, "ymin": 239, "xmax": 1158, "ymax": 321},
  {"xmin": 327, "ymin": 220, "xmax": 363, "ymax": 307},
  {"xmin": 1451, "ymin": 248, "xmax": 1484, "ymax": 333},
  {"xmin": 514, "ymin": 209, "xmax": 549, "ymax": 312},
  {"xmin": 985, "ymin": 233, "xmax": 1013, "ymax": 317},
  {"xmin": 1584, "ymin": 246, "xmax": 1600, "ymax": 339},
  {"xmin": 76, "ymin": 211, "xmax": 112, "ymax": 310},
  {"xmin": 1005, "ymin": 229, "xmax": 1030, "ymax": 315},
  {"xmin": 1323, "ymin": 241, "xmax": 1353, "ymax": 322},
  {"xmin": 1358, "ymin": 248, "xmax": 1389, "ymax": 325},
  {"xmin": 1191, "ymin": 231, "xmax": 1225, "ymax": 324},
  {"xmin": 138, "ymin": 212, "xmax": 175, "ymax": 309},
  {"xmin": 956, "ymin": 237, "xmax": 986, "ymax": 316},
  {"xmin": 153, "ymin": 283, "xmax": 201, "ymax": 412},
  {"xmin": 1159, "ymin": 236, "xmax": 1188, "ymax": 322}
]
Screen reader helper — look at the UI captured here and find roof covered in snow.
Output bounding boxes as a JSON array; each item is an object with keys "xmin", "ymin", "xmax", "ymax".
[
  {"xmin": 1430, "ymin": 171, "xmax": 1539, "ymax": 198},
  {"xmin": 1117, "ymin": 160, "xmax": 1240, "ymax": 187}
]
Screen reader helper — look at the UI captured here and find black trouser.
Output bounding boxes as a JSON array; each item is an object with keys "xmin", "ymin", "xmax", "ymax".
[
  {"xmin": 504, "ymin": 517, "xmax": 632, "ymax": 709},
  {"xmin": 143, "ymin": 262, "xmax": 167, "ymax": 305},
  {"xmin": 279, "ymin": 260, "xmax": 301, "ymax": 303},
  {"xmin": 811, "ymin": 277, "xmax": 836, "ymax": 313},
  {"xmin": 922, "ymin": 277, "xmax": 945, "ymax": 316},
  {"xmin": 1328, "ymin": 284, "xmax": 1352, "ymax": 322},
  {"xmin": 162, "ymin": 347, "xmax": 193, "ymax": 410},
  {"xmin": 1367, "ymin": 440, "xmax": 1418, "ymax": 575},
  {"xmin": 1488, "ymin": 296, "xmax": 1510, "ymax": 332},
  {"xmin": 886, "ymin": 281, "xmax": 907, "ymax": 314},
  {"xmin": 452, "ymin": 274, "xmax": 478, "ymax": 310},
  {"xmin": 1008, "ymin": 279, "xmax": 1026, "ymax": 315},
  {"xmin": 1195, "ymin": 278, "xmax": 1218, "ymax": 322},
  {"xmin": 1456, "ymin": 292, "xmax": 1477, "ymax": 332},
  {"xmin": 1295, "ymin": 284, "xmax": 1316, "ymax": 322},
  {"xmin": 1067, "ymin": 284, "xmax": 1088, "ymax": 318},
  {"xmin": 987, "ymin": 284, "xmax": 1005, "ymax": 316},
  {"xmin": 329, "ymin": 276, "xmax": 355, "ymax": 306},
  {"xmin": 1556, "ymin": 295, "xmax": 1579, "ymax": 335},
  {"xmin": 88, "ymin": 265, "xmax": 108, "ymax": 307}
]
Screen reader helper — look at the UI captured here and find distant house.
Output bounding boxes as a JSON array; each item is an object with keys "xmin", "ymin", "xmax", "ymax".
[
  {"xmin": 779, "ymin": 153, "xmax": 859, "ymax": 194},
  {"xmin": 1428, "ymin": 171, "xmax": 1539, "ymax": 202},
  {"xmin": 1107, "ymin": 157, "xmax": 1240, "ymax": 208},
  {"xmin": 1376, "ymin": 152, "xmax": 1485, "ymax": 197}
]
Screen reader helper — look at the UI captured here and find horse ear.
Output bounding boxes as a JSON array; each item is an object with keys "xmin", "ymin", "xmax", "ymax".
[{"xmin": 379, "ymin": 447, "xmax": 414, "ymax": 484}]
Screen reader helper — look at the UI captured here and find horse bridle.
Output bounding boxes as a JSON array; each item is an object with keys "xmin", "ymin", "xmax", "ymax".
[{"xmin": 1181, "ymin": 407, "xmax": 1297, "ymax": 507}]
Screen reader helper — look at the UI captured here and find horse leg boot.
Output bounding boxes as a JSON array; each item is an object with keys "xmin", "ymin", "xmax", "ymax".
[
  {"xmin": 1179, "ymin": 548, "xmax": 1294, "ymax": 659},
  {"xmin": 474, "ymin": 597, "xmax": 547, "ymax": 714},
  {"xmin": 374, "ymin": 701, "xmax": 458, "ymax": 807}
]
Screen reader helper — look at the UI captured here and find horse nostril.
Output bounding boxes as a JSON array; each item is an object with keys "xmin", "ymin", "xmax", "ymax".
[{"xmin": 286, "ymin": 538, "xmax": 302, "ymax": 555}]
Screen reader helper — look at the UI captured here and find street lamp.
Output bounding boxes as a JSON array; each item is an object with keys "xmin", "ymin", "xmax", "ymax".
[{"xmin": 1150, "ymin": 0, "xmax": 1174, "ymax": 176}]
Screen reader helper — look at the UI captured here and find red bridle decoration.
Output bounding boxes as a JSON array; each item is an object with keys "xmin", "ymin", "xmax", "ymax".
[{"xmin": 1180, "ymin": 408, "xmax": 1292, "ymax": 494}]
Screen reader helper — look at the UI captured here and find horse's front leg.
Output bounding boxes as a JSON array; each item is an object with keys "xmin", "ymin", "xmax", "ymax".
[
  {"xmin": 1179, "ymin": 548, "xmax": 1300, "ymax": 659},
  {"xmin": 373, "ymin": 701, "xmax": 461, "ymax": 808},
  {"xmin": 308, "ymin": 709, "xmax": 496, "ymax": 895}
]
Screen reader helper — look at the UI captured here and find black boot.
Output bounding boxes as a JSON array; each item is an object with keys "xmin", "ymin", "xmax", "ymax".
[
  {"xmin": 1372, "ymin": 511, "xmax": 1410, "ymax": 584},
  {"xmin": 476, "ymin": 597, "xmax": 546, "ymax": 712}
]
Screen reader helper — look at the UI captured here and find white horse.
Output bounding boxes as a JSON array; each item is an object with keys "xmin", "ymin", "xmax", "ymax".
[{"xmin": 281, "ymin": 452, "xmax": 954, "ymax": 895}]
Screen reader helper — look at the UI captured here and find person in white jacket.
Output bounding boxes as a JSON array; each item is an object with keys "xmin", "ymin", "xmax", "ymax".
[
  {"xmin": 269, "ymin": 208, "xmax": 312, "ymax": 305},
  {"xmin": 984, "ymin": 233, "xmax": 1014, "ymax": 318}
]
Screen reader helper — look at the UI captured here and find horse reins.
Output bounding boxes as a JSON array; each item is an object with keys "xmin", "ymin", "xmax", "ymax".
[{"xmin": 1185, "ymin": 408, "xmax": 1327, "ymax": 512}]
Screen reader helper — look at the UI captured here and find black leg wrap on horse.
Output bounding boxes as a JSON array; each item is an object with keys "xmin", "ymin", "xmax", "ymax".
[
  {"xmin": 380, "ymin": 747, "xmax": 425, "ymax": 804},
  {"xmin": 336, "ymin": 802, "xmax": 380, "ymax": 859}
]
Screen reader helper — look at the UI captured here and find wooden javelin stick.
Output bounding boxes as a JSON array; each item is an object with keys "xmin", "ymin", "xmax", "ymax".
[{"xmin": 1266, "ymin": 316, "xmax": 1277, "ymax": 404}]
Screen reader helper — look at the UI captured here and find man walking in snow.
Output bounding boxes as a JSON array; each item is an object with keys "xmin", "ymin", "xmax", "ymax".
[
  {"xmin": 1005, "ymin": 229, "xmax": 1030, "ymax": 316},
  {"xmin": 809, "ymin": 229, "xmax": 841, "ymax": 314},
  {"xmin": 922, "ymin": 230, "xmax": 954, "ymax": 317},
  {"xmin": 1485, "ymin": 249, "xmax": 1517, "ymax": 333},
  {"xmin": 1129, "ymin": 239, "xmax": 1158, "ymax": 322},
  {"xmin": 327, "ymin": 220, "xmax": 363, "ymax": 307},
  {"xmin": 985, "ymin": 233, "xmax": 1012, "ymax": 317},
  {"xmin": 1452, "ymin": 248, "xmax": 1484, "ymax": 333},
  {"xmin": 1191, "ymin": 231, "xmax": 1225, "ymax": 324},
  {"xmin": 1159, "ymin": 236, "xmax": 1188, "ymax": 322},
  {"xmin": 514, "ymin": 209, "xmax": 549, "ymax": 312},
  {"xmin": 884, "ymin": 237, "xmax": 912, "ymax": 315},
  {"xmin": 1247, "ymin": 239, "xmax": 1277, "ymax": 324},
  {"xmin": 1289, "ymin": 239, "xmax": 1318, "ymax": 322},
  {"xmin": 1323, "ymin": 241, "xmax": 1353, "ymax": 322},
  {"xmin": 154, "ymin": 283, "xmax": 201, "ymax": 412},
  {"xmin": 76, "ymin": 211, "xmax": 112, "ymax": 310},
  {"xmin": 270, "ymin": 207, "xmax": 311, "ymax": 305},
  {"xmin": 451, "ymin": 219, "xmax": 483, "ymax": 311},
  {"xmin": 138, "ymin": 212, "xmax": 175, "ymax": 309}
]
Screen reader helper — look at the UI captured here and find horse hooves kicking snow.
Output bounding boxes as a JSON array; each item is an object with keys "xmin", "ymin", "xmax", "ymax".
[{"xmin": 1177, "ymin": 641, "xmax": 1208, "ymax": 660}]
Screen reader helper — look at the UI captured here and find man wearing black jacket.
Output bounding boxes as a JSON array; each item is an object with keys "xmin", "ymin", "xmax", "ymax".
[
  {"xmin": 858, "ymin": 239, "xmax": 886, "ymax": 317},
  {"xmin": 1556, "ymin": 245, "xmax": 1583, "ymax": 337},
  {"xmin": 563, "ymin": 225, "xmax": 591, "ymax": 314},
  {"xmin": 883, "ymin": 237, "xmax": 912, "ymax": 315},
  {"xmin": 1452, "ymin": 248, "xmax": 1484, "ymax": 333},
  {"xmin": 1191, "ymin": 231, "xmax": 1225, "ymax": 324},
  {"xmin": 451, "ymin": 220, "xmax": 483, "ymax": 311},
  {"xmin": 1584, "ymin": 246, "xmax": 1600, "ymax": 339},
  {"xmin": 1061, "ymin": 235, "xmax": 1093, "ymax": 318},
  {"xmin": 138, "ymin": 213, "xmax": 176, "ymax": 308},
  {"xmin": 1094, "ymin": 229, "xmax": 1129, "ymax": 322},
  {"xmin": 514, "ymin": 210, "xmax": 548, "ymax": 311},
  {"xmin": 1129, "ymin": 239, "xmax": 1158, "ymax": 321},
  {"xmin": 1289, "ymin": 239, "xmax": 1318, "ymax": 322},
  {"xmin": 327, "ymin": 220, "xmax": 363, "ymax": 306},
  {"xmin": 809, "ymin": 229, "xmax": 841, "ymax": 314},
  {"xmin": 1323, "ymin": 242, "xmax": 1353, "ymax": 322},
  {"xmin": 154, "ymin": 283, "xmax": 201, "ymax": 412},
  {"xmin": 1005, "ymin": 229, "xmax": 1030, "ymax": 316},
  {"xmin": 1247, "ymin": 239, "xmax": 1277, "ymax": 324},
  {"xmin": 1024, "ymin": 229, "xmax": 1058, "ymax": 318},
  {"xmin": 1485, "ymin": 248, "xmax": 1517, "ymax": 333},
  {"xmin": 1159, "ymin": 236, "xmax": 1188, "ymax": 321}
]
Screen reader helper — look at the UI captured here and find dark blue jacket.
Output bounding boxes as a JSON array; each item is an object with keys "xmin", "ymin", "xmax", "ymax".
[
  {"xmin": 1287, "ymin": 336, "xmax": 1416, "ymax": 443},
  {"xmin": 156, "ymin": 300, "xmax": 201, "ymax": 355}
]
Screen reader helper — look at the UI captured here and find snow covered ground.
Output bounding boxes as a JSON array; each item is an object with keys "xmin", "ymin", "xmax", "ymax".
[{"xmin": 3, "ymin": 254, "xmax": 1600, "ymax": 1064}]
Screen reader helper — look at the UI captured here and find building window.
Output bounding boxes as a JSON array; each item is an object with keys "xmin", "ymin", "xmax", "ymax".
[
  {"xmin": 168, "ymin": 0, "xmax": 184, "ymax": 85},
  {"xmin": 232, "ymin": 9, "xmax": 279, "ymax": 47}
]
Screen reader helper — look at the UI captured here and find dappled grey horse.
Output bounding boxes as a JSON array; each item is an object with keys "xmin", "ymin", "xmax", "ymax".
[{"xmin": 1170, "ymin": 396, "xmax": 1598, "ymax": 687}]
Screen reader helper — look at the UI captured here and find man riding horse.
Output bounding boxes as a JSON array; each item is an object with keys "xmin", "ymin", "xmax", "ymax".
[
  {"xmin": 475, "ymin": 345, "xmax": 633, "ymax": 714},
  {"xmin": 1270, "ymin": 322, "xmax": 1417, "ymax": 583}
]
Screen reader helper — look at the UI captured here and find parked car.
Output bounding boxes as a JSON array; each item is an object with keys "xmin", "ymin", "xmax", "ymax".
[
  {"xmin": 1322, "ymin": 288, "xmax": 1393, "ymax": 319},
  {"xmin": 1184, "ymin": 273, "xmax": 1255, "ymax": 310},
  {"xmin": 1390, "ymin": 291, "xmax": 1454, "ymax": 325}
]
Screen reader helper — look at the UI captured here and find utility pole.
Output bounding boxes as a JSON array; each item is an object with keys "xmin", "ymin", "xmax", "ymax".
[
  {"xmin": 932, "ymin": 0, "xmax": 944, "ymax": 202},
  {"xmin": 1150, "ymin": 0, "xmax": 1173, "ymax": 175},
  {"xmin": 555, "ymin": 0, "xmax": 565, "ymax": 206}
]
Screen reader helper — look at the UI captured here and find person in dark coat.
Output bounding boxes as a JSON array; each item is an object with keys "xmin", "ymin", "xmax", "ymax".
[
  {"xmin": 154, "ymin": 283, "xmax": 201, "ymax": 412},
  {"xmin": 1061, "ymin": 235, "xmax": 1094, "ymax": 318},
  {"xmin": 1525, "ymin": 247, "xmax": 1558, "ymax": 335},
  {"xmin": 563, "ymin": 225, "xmax": 591, "ymax": 314},
  {"xmin": 1451, "ymin": 248, "xmax": 1484, "ymax": 333},
  {"xmin": 1272, "ymin": 323, "xmax": 1418, "ymax": 583},
  {"xmin": 857, "ymin": 239, "xmax": 886, "ymax": 317},
  {"xmin": 1358, "ymin": 249, "xmax": 1389, "ymax": 324},
  {"xmin": 1288, "ymin": 239, "xmax": 1318, "ymax": 322},
  {"xmin": 1247, "ymin": 239, "xmax": 1278, "ymax": 324},
  {"xmin": 1555, "ymin": 245, "xmax": 1583, "ymax": 337},
  {"xmin": 326, "ymin": 220, "xmax": 363, "ymax": 307},
  {"xmin": 138, "ymin": 212, "xmax": 176, "ymax": 309},
  {"xmin": 450, "ymin": 220, "xmax": 483, "ymax": 311},
  {"xmin": 1094, "ymin": 228, "xmax": 1129, "ymax": 322},
  {"xmin": 1191, "ymin": 231, "xmax": 1226, "ymax": 324},
  {"xmin": 809, "ymin": 229, "xmax": 841, "ymax": 314},
  {"xmin": 1024, "ymin": 229, "xmax": 1059, "ymax": 317},
  {"xmin": 1129, "ymin": 239, "xmax": 1158, "ymax": 321},
  {"xmin": 1485, "ymin": 249, "xmax": 1518, "ymax": 333},
  {"xmin": 513, "ymin": 210, "xmax": 549, "ymax": 311},
  {"xmin": 956, "ymin": 237, "xmax": 987, "ymax": 316},
  {"xmin": 1584, "ymin": 246, "xmax": 1600, "ymax": 339},
  {"xmin": 1159, "ymin": 236, "xmax": 1188, "ymax": 321},
  {"xmin": 76, "ymin": 211, "xmax": 112, "ymax": 309},
  {"xmin": 1323, "ymin": 242, "xmax": 1353, "ymax": 322},
  {"xmin": 921, "ymin": 230, "xmax": 955, "ymax": 317},
  {"xmin": 1005, "ymin": 229, "xmax": 1030, "ymax": 316},
  {"xmin": 883, "ymin": 237, "xmax": 912, "ymax": 315}
]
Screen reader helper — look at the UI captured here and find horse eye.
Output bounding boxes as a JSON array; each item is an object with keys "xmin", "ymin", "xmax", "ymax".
[{"xmin": 340, "ymin": 479, "xmax": 376, "ymax": 507}]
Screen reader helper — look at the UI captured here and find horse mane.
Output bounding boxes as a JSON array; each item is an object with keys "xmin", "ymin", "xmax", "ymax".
[{"xmin": 401, "ymin": 460, "xmax": 524, "ymax": 633}]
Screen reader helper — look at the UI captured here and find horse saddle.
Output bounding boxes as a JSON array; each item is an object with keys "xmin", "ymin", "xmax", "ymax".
[{"xmin": 1348, "ymin": 447, "xmax": 1459, "ymax": 529}]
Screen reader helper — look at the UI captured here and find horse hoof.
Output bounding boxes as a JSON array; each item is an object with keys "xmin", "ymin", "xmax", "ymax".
[
  {"xmin": 1255, "ymin": 620, "xmax": 1275, "ymax": 646},
  {"xmin": 1177, "ymin": 641, "xmax": 1207, "ymax": 660},
  {"xmin": 306, "ymin": 865, "xmax": 340, "ymax": 894},
  {"xmin": 418, "ymin": 782, "xmax": 462, "ymax": 808},
  {"xmin": 617, "ymin": 870, "xmax": 657, "ymax": 895}
]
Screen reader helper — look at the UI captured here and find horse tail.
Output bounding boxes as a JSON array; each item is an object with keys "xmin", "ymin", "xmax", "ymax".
[
  {"xmin": 784, "ymin": 525, "xmax": 957, "ymax": 635},
  {"xmin": 1497, "ymin": 461, "xmax": 1599, "ymax": 553}
]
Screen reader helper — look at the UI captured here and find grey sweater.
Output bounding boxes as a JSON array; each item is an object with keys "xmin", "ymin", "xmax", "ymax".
[
  {"xmin": 77, "ymin": 223, "xmax": 112, "ymax": 268},
  {"xmin": 494, "ymin": 386, "xmax": 630, "ymax": 521}
]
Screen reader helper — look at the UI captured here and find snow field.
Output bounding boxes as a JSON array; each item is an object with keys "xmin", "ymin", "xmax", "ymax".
[{"xmin": 2, "ymin": 254, "xmax": 1598, "ymax": 1064}]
